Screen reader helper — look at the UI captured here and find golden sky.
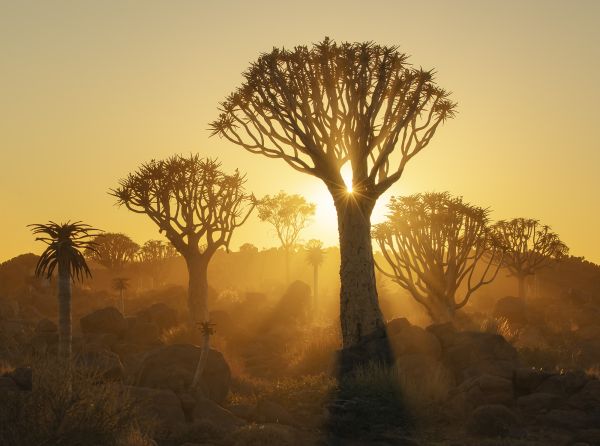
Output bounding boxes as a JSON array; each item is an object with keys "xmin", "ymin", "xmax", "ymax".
[{"xmin": 1, "ymin": 0, "xmax": 599, "ymax": 263}]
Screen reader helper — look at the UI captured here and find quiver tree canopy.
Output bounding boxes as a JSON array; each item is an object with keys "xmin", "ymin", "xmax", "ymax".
[
  {"xmin": 491, "ymin": 218, "xmax": 568, "ymax": 298},
  {"xmin": 210, "ymin": 38, "xmax": 456, "ymax": 199},
  {"xmin": 373, "ymin": 193, "xmax": 503, "ymax": 322},
  {"xmin": 85, "ymin": 232, "xmax": 139, "ymax": 270},
  {"xmin": 111, "ymin": 155, "xmax": 255, "ymax": 257}
]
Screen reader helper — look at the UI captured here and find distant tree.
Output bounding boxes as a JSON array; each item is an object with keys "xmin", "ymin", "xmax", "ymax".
[
  {"xmin": 29, "ymin": 221, "xmax": 100, "ymax": 361},
  {"xmin": 239, "ymin": 243, "xmax": 259, "ymax": 254},
  {"xmin": 112, "ymin": 277, "xmax": 130, "ymax": 315},
  {"xmin": 373, "ymin": 193, "xmax": 503, "ymax": 323},
  {"xmin": 257, "ymin": 192, "xmax": 315, "ymax": 283},
  {"xmin": 305, "ymin": 239, "xmax": 325, "ymax": 312},
  {"xmin": 210, "ymin": 38, "xmax": 455, "ymax": 353},
  {"xmin": 137, "ymin": 239, "xmax": 178, "ymax": 287},
  {"xmin": 111, "ymin": 155, "xmax": 254, "ymax": 392},
  {"xmin": 85, "ymin": 233, "xmax": 139, "ymax": 271},
  {"xmin": 491, "ymin": 218, "xmax": 568, "ymax": 299}
]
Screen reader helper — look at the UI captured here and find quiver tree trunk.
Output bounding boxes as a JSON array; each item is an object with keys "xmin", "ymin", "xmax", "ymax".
[
  {"xmin": 517, "ymin": 274, "xmax": 527, "ymax": 300},
  {"xmin": 57, "ymin": 257, "xmax": 72, "ymax": 362},
  {"xmin": 335, "ymin": 196, "xmax": 386, "ymax": 348},
  {"xmin": 313, "ymin": 264, "xmax": 319, "ymax": 314},
  {"xmin": 186, "ymin": 255, "xmax": 209, "ymax": 325}
]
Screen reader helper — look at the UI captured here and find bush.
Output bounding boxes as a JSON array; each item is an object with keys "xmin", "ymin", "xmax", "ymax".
[{"xmin": 0, "ymin": 356, "xmax": 146, "ymax": 446}]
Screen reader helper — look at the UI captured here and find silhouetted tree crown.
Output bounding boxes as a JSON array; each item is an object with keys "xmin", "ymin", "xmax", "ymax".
[
  {"xmin": 110, "ymin": 155, "xmax": 255, "ymax": 256},
  {"xmin": 492, "ymin": 218, "xmax": 569, "ymax": 278},
  {"xmin": 85, "ymin": 232, "xmax": 139, "ymax": 270},
  {"xmin": 29, "ymin": 221, "xmax": 101, "ymax": 282},
  {"xmin": 305, "ymin": 239, "xmax": 325, "ymax": 267},
  {"xmin": 137, "ymin": 239, "xmax": 178, "ymax": 264},
  {"xmin": 373, "ymin": 193, "xmax": 502, "ymax": 321},
  {"xmin": 210, "ymin": 37, "xmax": 456, "ymax": 199}
]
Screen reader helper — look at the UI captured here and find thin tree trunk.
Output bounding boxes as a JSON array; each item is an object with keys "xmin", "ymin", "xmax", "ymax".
[
  {"xmin": 57, "ymin": 257, "xmax": 72, "ymax": 362},
  {"xmin": 518, "ymin": 274, "xmax": 526, "ymax": 300},
  {"xmin": 335, "ymin": 196, "xmax": 386, "ymax": 348},
  {"xmin": 313, "ymin": 264, "xmax": 319, "ymax": 314},
  {"xmin": 186, "ymin": 255, "xmax": 209, "ymax": 325},
  {"xmin": 186, "ymin": 254, "xmax": 212, "ymax": 393},
  {"xmin": 285, "ymin": 247, "xmax": 291, "ymax": 284},
  {"xmin": 120, "ymin": 289, "xmax": 125, "ymax": 315}
]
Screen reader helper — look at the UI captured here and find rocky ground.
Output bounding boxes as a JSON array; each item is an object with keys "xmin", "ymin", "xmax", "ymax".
[{"xmin": 1, "ymin": 298, "xmax": 600, "ymax": 446}]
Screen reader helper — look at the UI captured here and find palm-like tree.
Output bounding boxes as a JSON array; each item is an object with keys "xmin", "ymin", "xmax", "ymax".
[
  {"xmin": 305, "ymin": 239, "xmax": 325, "ymax": 313},
  {"xmin": 112, "ymin": 277, "xmax": 130, "ymax": 315},
  {"xmin": 29, "ymin": 221, "xmax": 100, "ymax": 361}
]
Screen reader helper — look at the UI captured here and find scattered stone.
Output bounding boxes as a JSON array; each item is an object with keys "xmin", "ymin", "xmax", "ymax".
[
  {"xmin": 456, "ymin": 374, "xmax": 514, "ymax": 408},
  {"xmin": 137, "ymin": 344, "xmax": 230, "ymax": 403},
  {"xmin": 516, "ymin": 392, "xmax": 562, "ymax": 413},
  {"xmin": 8, "ymin": 366, "xmax": 32, "ymax": 390},
  {"xmin": 80, "ymin": 307, "xmax": 127, "ymax": 336},
  {"xmin": 466, "ymin": 404, "xmax": 518, "ymax": 437},
  {"xmin": 542, "ymin": 409, "xmax": 590, "ymax": 430},
  {"xmin": 513, "ymin": 367, "xmax": 554, "ymax": 394},
  {"xmin": 127, "ymin": 386, "xmax": 186, "ymax": 433},
  {"xmin": 389, "ymin": 324, "xmax": 442, "ymax": 359},
  {"xmin": 76, "ymin": 345, "xmax": 124, "ymax": 380},
  {"xmin": 123, "ymin": 318, "xmax": 161, "ymax": 345},
  {"xmin": 386, "ymin": 318, "xmax": 411, "ymax": 337},
  {"xmin": 192, "ymin": 397, "xmax": 245, "ymax": 430},
  {"xmin": 137, "ymin": 303, "xmax": 178, "ymax": 332},
  {"xmin": 536, "ymin": 370, "xmax": 588, "ymax": 396}
]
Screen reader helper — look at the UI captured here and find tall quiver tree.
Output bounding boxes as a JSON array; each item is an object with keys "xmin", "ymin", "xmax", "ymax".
[
  {"xmin": 491, "ymin": 218, "xmax": 568, "ymax": 299},
  {"xmin": 257, "ymin": 192, "xmax": 315, "ymax": 283},
  {"xmin": 111, "ymin": 155, "xmax": 255, "ymax": 326},
  {"xmin": 305, "ymin": 239, "xmax": 325, "ymax": 313},
  {"xmin": 211, "ymin": 38, "xmax": 456, "ymax": 350},
  {"xmin": 373, "ymin": 193, "xmax": 503, "ymax": 323},
  {"xmin": 29, "ymin": 221, "xmax": 100, "ymax": 362}
]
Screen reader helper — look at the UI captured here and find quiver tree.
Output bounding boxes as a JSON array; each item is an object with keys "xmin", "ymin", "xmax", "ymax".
[
  {"xmin": 112, "ymin": 277, "xmax": 130, "ymax": 315},
  {"xmin": 305, "ymin": 239, "xmax": 325, "ymax": 312},
  {"xmin": 85, "ymin": 232, "xmax": 139, "ymax": 271},
  {"xmin": 491, "ymin": 218, "xmax": 568, "ymax": 299},
  {"xmin": 29, "ymin": 221, "xmax": 101, "ymax": 361},
  {"xmin": 111, "ymin": 155, "xmax": 255, "ymax": 325},
  {"xmin": 373, "ymin": 193, "xmax": 502, "ymax": 323},
  {"xmin": 257, "ymin": 192, "xmax": 315, "ymax": 282},
  {"xmin": 210, "ymin": 38, "xmax": 456, "ymax": 350},
  {"xmin": 137, "ymin": 239, "xmax": 179, "ymax": 287}
]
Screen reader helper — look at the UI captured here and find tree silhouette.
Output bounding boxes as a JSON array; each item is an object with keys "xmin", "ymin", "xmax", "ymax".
[
  {"xmin": 28, "ymin": 221, "xmax": 100, "ymax": 361},
  {"xmin": 257, "ymin": 192, "xmax": 315, "ymax": 283},
  {"xmin": 112, "ymin": 277, "xmax": 130, "ymax": 315},
  {"xmin": 137, "ymin": 239, "xmax": 179, "ymax": 287},
  {"xmin": 305, "ymin": 239, "xmax": 325, "ymax": 313},
  {"xmin": 373, "ymin": 193, "xmax": 502, "ymax": 323},
  {"xmin": 85, "ymin": 232, "xmax": 139, "ymax": 271},
  {"xmin": 111, "ymin": 155, "xmax": 255, "ymax": 326},
  {"xmin": 491, "ymin": 218, "xmax": 568, "ymax": 299},
  {"xmin": 210, "ymin": 38, "xmax": 455, "ymax": 350}
]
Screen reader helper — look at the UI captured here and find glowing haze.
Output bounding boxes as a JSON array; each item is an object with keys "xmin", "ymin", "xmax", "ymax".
[{"xmin": 1, "ymin": 0, "xmax": 599, "ymax": 263}]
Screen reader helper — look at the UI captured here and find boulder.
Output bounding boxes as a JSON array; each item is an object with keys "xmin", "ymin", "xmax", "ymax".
[
  {"xmin": 433, "ymin": 330, "xmax": 519, "ymax": 381},
  {"xmin": 456, "ymin": 374, "xmax": 514, "ymax": 408},
  {"xmin": 8, "ymin": 367, "xmax": 32, "ymax": 391},
  {"xmin": 136, "ymin": 303, "xmax": 178, "ymax": 332},
  {"xmin": 137, "ymin": 344, "xmax": 230, "ymax": 403},
  {"xmin": 386, "ymin": 318, "xmax": 411, "ymax": 337},
  {"xmin": 536, "ymin": 370, "xmax": 589, "ymax": 396},
  {"xmin": 35, "ymin": 318, "xmax": 57, "ymax": 334},
  {"xmin": 80, "ymin": 307, "xmax": 127, "ymax": 336},
  {"xmin": 542, "ymin": 409, "xmax": 591, "ymax": 430},
  {"xmin": 516, "ymin": 392, "xmax": 563, "ymax": 413},
  {"xmin": 466, "ymin": 404, "xmax": 518, "ymax": 437},
  {"xmin": 192, "ymin": 397, "xmax": 245, "ymax": 430},
  {"xmin": 127, "ymin": 386, "xmax": 185, "ymax": 433},
  {"xmin": 76, "ymin": 345, "xmax": 124, "ymax": 380},
  {"xmin": 513, "ymin": 367, "xmax": 554, "ymax": 394},
  {"xmin": 514, "ymin": 326, "xmax": 549, "ymax": 350},
  {"xmin": 567, "ymin": 379, "xmax": 600, "ymax": 411},
  {"xmin": 395, "ymin": 353, "xmax": 447, "ymax": 378},
  {"xmin": 389, "ymin": 324, "xmax": 442, "ymax": 359}
]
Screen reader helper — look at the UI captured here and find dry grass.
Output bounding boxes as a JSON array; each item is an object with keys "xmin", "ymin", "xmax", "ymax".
[
  {"xmin": 225, "ymin": 423, "xmax": 294, "ymax": 446},
  {"xmin": 0, "ymin": 355, "xmax": 147, "ymax": 446}
]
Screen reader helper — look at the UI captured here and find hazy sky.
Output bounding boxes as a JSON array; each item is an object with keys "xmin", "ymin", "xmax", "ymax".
[{"xmin": 1, "ymin": 0, "xmax": 599, "ymax": 263}]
